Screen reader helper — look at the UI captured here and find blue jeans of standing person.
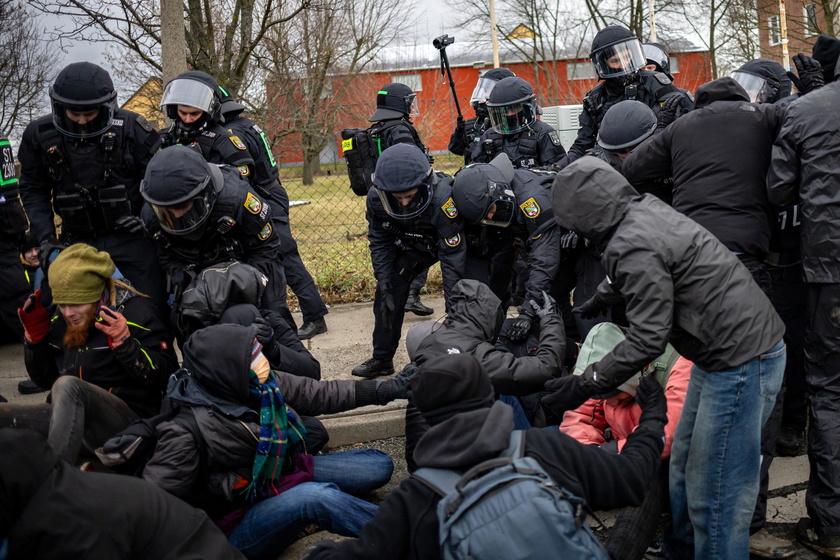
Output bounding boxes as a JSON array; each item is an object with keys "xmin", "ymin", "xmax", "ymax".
[
  {"xmin": 228, "ymin": 448, "xmax": 393, "ymax": 559},
  {"xmin": 664, "ymin": 340, "xmax": 786, "ymax": 560}
]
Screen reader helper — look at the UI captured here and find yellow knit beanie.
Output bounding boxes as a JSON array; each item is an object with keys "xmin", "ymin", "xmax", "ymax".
[{"xmin": 49, "ymin": 244, "xmax": 115, "ymax": 304}]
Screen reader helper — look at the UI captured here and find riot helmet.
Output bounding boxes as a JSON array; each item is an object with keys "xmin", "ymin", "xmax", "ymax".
[
  {"xmin": 452, "ymin": 153, "xmax": 517, "ymax": 227},
  {"xmin": 731, "ymin": 59, "xmax": 790, "ymax": 103},
  {"xmin": 369, "ymin": 83, "xmax": 419, "ymax": 122},
  {"xmin": 161, "ymin": 71, "xmax": 223, "ymax": 125},
  {"xmin": 217, "ymin": 84, "xmax": 246, "ymax": 121},
  {"xmin": 643, "ymin": 43, "xmax": 672, "ymax": 79},
  {"xmin": 590, "ymin": 26, "xmax": 646, "ymax": 80},
  {"xmin": 486, "ymin": 77, "xmax": 538, "ymax": 135},
  {"xmin": 597, "ymin": 101, "xmax": 657, "ymax": 153},
  {"xmin": 373, "ymin": 143, "xmax": 434, "ymax": 220},
  {"xmin": 469, "ymin": 68, "xmax": 516, "ymax": 105},
  {"xmin": 140, "ymin": 146, "xmax": 224, "ymax": 240},
  {"xmin": 49, "ymin": 62, "xmax": 118, "ymax": 139}
]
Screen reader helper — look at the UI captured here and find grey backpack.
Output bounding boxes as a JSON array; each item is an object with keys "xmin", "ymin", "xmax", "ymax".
[{"xmin": 414, "ymin": 431, "xmax": 610, "ymax": 560}]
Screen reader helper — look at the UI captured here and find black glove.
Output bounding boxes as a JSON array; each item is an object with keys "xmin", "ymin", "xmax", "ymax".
[
  {"xmin": 38, "ymin": 235, "xmax": 65, "ymax": 273},
  {"xmin": 115, "ymin": 215, "xmax": 147, "ymax": 236},
  {"xmin": 656, "ymin": 95, "xmax": 682, "ymax": 130},
  {"xmin": 560, "ymin": 230, "xmax": 579, "ymax": 250},
  {"xmin": 529, "ymin": 291, "xmax": 556, "ymax": 319},
  {"xmin": 456, "ymin": 115, "xmax": 465, "ymax": 133},
  {"xmin": 599, "ymin": 440, "xmax": 619, "ymax": 455},
  {"xmin": 540, "ymin": 375, "xmax": 591, "ymax": 417},
  {"xmin": 635, "ymin": 375, "xmax": 668, "ymax": 426},
  {"xmin": 375, "ymin": 364, "xmax": 417, "ymax": 403},
  {"xmin": 253, "ymin": 316, "xmax": 274, "ymax": 346},
  {"xmin": 380, "ymin": 287, "xmax": 397, "ymax": 331},
  {"xmin": 573, "ymin": 294, "xmax": 609, "ymax": 320},
  {"xmin": 792, "ymin": 53, "xmax": 825, "ymax": 94},
  {"xmin": 508, "ymin": 313, "xmax": 533, "ymax": 342}
]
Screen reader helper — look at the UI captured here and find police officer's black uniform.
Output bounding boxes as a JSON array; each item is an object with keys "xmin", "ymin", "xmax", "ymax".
[
  {"xmin": 471, "ymin": 119, "xmax": 566, "ymax": 168},
  {"xmin": 354, "ymin": 144, "xmax": 466, "ymax": 378},
  {"xmin": 140, "ymin": 146, "xmax": 284, "ymax": 335},
  {"xmin": 17, "ymin": 62, "xmax": 165, "ymax": 309},
  {"xmin": 0, "ymin": 137, "xmax": 30, "ymax": 340},
  {"xmin": 220, "ymin": 94, "xmax": 329, "ymax": 337}
]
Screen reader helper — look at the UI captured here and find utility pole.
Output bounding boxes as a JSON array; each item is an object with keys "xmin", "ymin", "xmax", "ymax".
[
  {"xmin": 489, "ymin": 0, "xmax": 500, "ymax": 67},
  {"xmin": 649, "ymin": 0, "xmax": 657, "ymax": 42},
  {"xmin": 779, "ymin": 0, "xmax": 790, "ymax": 69},
  {"xmin": 161, "ymin": 0, "xmax": 188, "ymax": 102}
]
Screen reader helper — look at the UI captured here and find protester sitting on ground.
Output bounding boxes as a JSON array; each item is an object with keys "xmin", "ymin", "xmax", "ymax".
[
  {"xmin": 131, "ymin": 324, "xmax": 396, "ymax": 558},
  {"xmin": 559, "ymin": 321, "xmax": 691, "ymax": 560},
  {"xmin": 402, "ymin": 278, "xmax": 565, "ymax": 471},
  {"xmin": 0, "ymin": 428, "xmax": 245, "ymax": 559},
  {"xmin": 16, "ymin": 243, "xmax": 178, "ymax": 464},
  {"xmin": 303, "ymin": 352, "xmax": 666, "ymax": 560}
]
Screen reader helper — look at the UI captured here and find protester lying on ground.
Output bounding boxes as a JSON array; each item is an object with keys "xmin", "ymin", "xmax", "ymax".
[
  {"xmin": 104, "ymin": 324, "xmax": 396, "ymax": 559},
  {"xmin": 178, "ymin": 261, "xmax": 321, "ymax": 380},
  {"xmin": 303, "ymin": 352, "xmax": 665, "ymax": 560},
  {"xmin": 401, "ymin": 278, "xmax": 565, "ymax": 470},
  {"xmin": 15, "ymin": 243, "xmax": 177, "ymax": 464},
  {"xmin": 0, "ymin": 428, "xmax": 245, "ymax": 560}
]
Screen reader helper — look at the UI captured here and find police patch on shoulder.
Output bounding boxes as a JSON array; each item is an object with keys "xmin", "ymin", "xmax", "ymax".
[
  {"xmin": 244, "ymin": 192, "xmax": 262, "ymax": 214},
  {"xmin": 230, "ymin": 136, "xmax": 247, "ymax": 150},
  {"xmin": 519, "ymin": 197, "xmax": 540, "ymax": 218},
  {"xmin": 135, "ymin": 115, "xmax": 153, "ymax": 132},
  {"xmin": 548, "ymin": 131, "xmax": 562, "ymax": 146},
  {"xmin": 237, "ymin": 165, "xmax": 250, "ymax": 176},
  {"xmin": 444, "ymin": 233, "xmax": 461, "ymax": 247},
  {"xmin": 441, "ymin": 197, "xmax": 458, "ymax": 218},
  {"xmin": 258, "ymin": 222, "xmax": 273, "ymax": 241}
]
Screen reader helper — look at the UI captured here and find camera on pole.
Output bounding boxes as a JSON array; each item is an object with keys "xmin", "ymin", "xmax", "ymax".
[{"xmin": 433, "ymin": 35, "xmax": 463, "ymax": 122}]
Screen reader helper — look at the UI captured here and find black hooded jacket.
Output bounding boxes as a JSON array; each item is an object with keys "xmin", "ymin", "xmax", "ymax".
[
  {"xmin": 553, "ymin": 158, "xmax": 784, "ymax": 393},
  {"xmin": 767, "ymin": 81, "xmax": 840, "ymax": 282},
  {"xmin": 622, "ymin": 77, "xmax": 785, "ymax": 258},
  {"xmin": 304, "ymin": 399, "xmax": 662, "ymax": 560},
  {"xmin": 413, "ymin": 280, "xmax": 564, "ymax": 395},
  {"xmin": 0, "ymin": 429, "xmax": 244, "ymax": 560}
]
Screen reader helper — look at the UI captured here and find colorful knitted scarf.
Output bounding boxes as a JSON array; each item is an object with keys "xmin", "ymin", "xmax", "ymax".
[{"xmin": 244, "ymin": 370, "xmax": 307, "ymax": 501}]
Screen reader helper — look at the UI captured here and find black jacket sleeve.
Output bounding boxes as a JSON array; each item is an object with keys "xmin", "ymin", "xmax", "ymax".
[
  {"xmin": 23, "ymin": 337, "xmax": 61, "ymax": 389},
  {"xmin": 621, "ymin": 125, "xmax": 675, "ymax": 185},
  {"xmin": 366, "ymin": 194, "xmax": 397, "ymax": 288},
  {"xmin": 17, "ymin": 121, "xmax": 57, "ymax": 242},
  {"xmin": 111, "ymin": 296, "xmax": 178, "ymax": 389}
]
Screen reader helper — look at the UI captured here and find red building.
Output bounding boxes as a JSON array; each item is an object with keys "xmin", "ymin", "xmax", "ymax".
[{"xmin": 756, "ymin": 0, "xmax": 834, "ymax": 65}]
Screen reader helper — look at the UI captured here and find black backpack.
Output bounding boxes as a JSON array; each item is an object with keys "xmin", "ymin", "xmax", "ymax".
[{"xmin": 341, "ymin": 127, "xmax": 377, "ymax": 196}]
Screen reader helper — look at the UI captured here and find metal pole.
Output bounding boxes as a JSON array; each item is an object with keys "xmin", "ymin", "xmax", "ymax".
[
  {"xmin": 649, "ymin": 0, "xmax": 657, "ymax": 42},
  {"xmin": 161, "ymin": 0, "xmax": 188, "ymax": 120},
  {"xmin": 489, "ymin": 0, "xmax": 500, "ymax": 67},
  {"xmin": 779, "ymin": 0, "xmax": 790, "ymax": 69}
]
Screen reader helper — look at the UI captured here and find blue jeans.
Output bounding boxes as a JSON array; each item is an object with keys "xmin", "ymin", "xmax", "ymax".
[
  {"xmin": 665, "ymin": 340, "xmax": 786, "ymax": 559},
  {"xmin": 499, "ymin": 395, "xmax": 532, "ymax": 430},
  {"xmin": 228, "ymin": 448, "xmax": 393, "ymax": 559}
]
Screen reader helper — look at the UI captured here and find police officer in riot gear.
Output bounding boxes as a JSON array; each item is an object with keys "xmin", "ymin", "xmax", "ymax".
[
  {"xmin": 452, "ymin": 153, "xmax": 562, "ymax": 343},
  {"xmin": 470, "ymin": 77, "xmax": 566, "ymax": 167},
  {"xmin": 140, "ymin": 146, "xmax": 285, "ymax": 338},
  {"xmin": 559, "ymin": 26, "xmax": 694, "ymax": 166},
  {"xmin": 218, "ymin": 87, "xmax": 330, "ymax": 339},
  {"xmin": 643, "ymin": 43, "xmax": 674, "ymax": 81},
  {"xmin": 731, "ymin": 59, "xmax": 791, "ymax": 104},
  {"xmin": 17, "ymin": 62, "xmax": 165, "ymax": 310},
  {"xmin": 352, "ymin": 143, "xmax": 466, "ymax": 379},
  {"xmin": 448, "ymin": 67, "xmax": 516, "ymax": 165}
]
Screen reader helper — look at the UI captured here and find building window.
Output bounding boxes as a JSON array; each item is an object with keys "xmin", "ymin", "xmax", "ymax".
[
  {"xmin": 669, "ymin": 56, "xmax": 679, "ymax": 74},
  {"xmin": 392, "ymin": 74, "xmax": 422, "ymax": 92},
  {"xmin": 768, "ymin": 15, "xmax": 781, "ymax": 46},
  {"xmin": 567, "ymin": 62, "xmax": 597, "ymax": 80},
  {"xmin": 804, "ymin": 4, "xmax": 818, "ymax": 36}
]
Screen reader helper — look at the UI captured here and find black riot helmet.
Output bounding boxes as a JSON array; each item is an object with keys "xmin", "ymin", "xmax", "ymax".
[
  {"xmin": 486, "ymin": 77, "xmax": 538, "ymax": 135},
  {"xmin": 49, "ymin": 62, "xmax": 118, "ymax": 139},
  {"xmin": 470, "ymin": 67, "xmax": 516, "ymax": 105},
  {"xmin": 369, "ymin": 83, "xmax": 419, "ymax": 122},
  {"xmin": 590, "ymin": 26, "xmax": 646, "ymax": 81},
  {"xmin": 731, "ymin": 59, "xmax": 791, "ymax": 103},
  {"xmin": 643, "ymin": 43, "xmax": 673, "ymax": 79},
  {"xmin": 140, "ymin": 146, "xmax": 224, "ymax": 240},
  {"xmin": 216, "ymin": 84, "xmax": 246, "ymax": 122},
  {"xmin": 373, "ymin": 143, "xmax": 434, "ymax": 220},
  {"xmin": 597, "ymin": 101, "xmax": 657, "ymax": 152},
  {"xmin": 160, "ymin": 71, "xmax": 224, "ymax": 124},
  {"xmin": 452, "ymin": 153, "xmax": 517, "ymax": 227}
]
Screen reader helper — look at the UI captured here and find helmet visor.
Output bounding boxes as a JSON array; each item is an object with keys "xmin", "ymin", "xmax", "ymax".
[
  {"xmin": 376, "ymin": 183, "xmax": 431, "ymax": 220},
  {"xmin": 149, "ymin": 176, "xmax": 214, "ymax": 235},
  {"xmin": 470, "ymin": 76, "xmax": 501, "ymax": 104},
  {"xmin": 51, "ymin": 100, "xmax": 115, "ymax": 139},
  {"xmin": 407, "ymin": 93, "xmax": 420, "ymax": 117},
  {"xmin": 642, "ymin": 44, "xmax": 669, "ymax": 72},
  {"xmin": 488, "ymin": 102, "xmax": 536, "ymax": 134},
  {"xmin": 161, "ymin": 79, "xmax": 215, "ymax": 112},
  {"xmin": 592, "ymin": 39, "xmax": 646, "ymax": 78},
  {"xmin": 731, "ymin": 71, "xmax": 774, "ymax": 103},
  {"xmin": 481, "ymin": 183, "xmax": 516, "ymax": 227}
]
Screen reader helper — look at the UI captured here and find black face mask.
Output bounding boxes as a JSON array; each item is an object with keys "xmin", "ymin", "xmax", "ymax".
[{"xmin": 173, "ymin": 114, "xmax": 211, "ymax": 144}]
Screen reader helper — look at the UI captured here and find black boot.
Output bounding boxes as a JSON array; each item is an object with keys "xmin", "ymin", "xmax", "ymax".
[
  {"xmin": 297, "ymin": 317, "xmax": 328, "ymax": 340},
  {"xmin": 18, "ymin": 379, "xmax": 47, "ymax": 395},
  {"xmin": 352, "ymin": 357, "xmax": 395, "ymax": 379},
  {"xmin": 404, "ymin": 290, "xmax": 434, "ymax": 316}
]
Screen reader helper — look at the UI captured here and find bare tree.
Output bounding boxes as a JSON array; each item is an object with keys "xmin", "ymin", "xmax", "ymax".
[
  {"xmin": 28, "ymin": 0, "xmax": 312, "ymax": 99},
  {"xmin": 259, "ymin": 0, "xmax": 411, "ymax": 184},
  {"xmin": 0, "ymin": 0, "xmax": 60, "ymax": 138}
]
